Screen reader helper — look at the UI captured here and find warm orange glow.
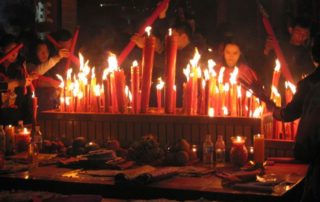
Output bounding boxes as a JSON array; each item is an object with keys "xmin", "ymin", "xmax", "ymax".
[
  {"xmin": 208, "ymin": 107, "xmax": 214, "ymax": 117},
  {"xmin": 218, "ymin": 67, "xmax": 225, "ymax": 84},
  {"xmin": 168, "ymin": 28, "xmax": 172, "ymax": 36},
  {"xmin": 229, "ymin": 67, "xmax": 239, "ymax": 85},
  {"xmin": 145, "ymin": 26, "xmax": 152, "ymax": 36},
  {"xmin": 274, "ymin": 59, "xmax": 281, "ymax": 72},
  {"xmin": 156, "ymin": 77, "xmax": 165, "ymax": 90},
  {"xmin": 285, "ymin": 81, "xmax": 296, "ymax": 94}
]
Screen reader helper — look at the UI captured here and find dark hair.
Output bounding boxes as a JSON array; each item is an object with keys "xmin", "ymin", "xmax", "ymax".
[
  {"xmin": 0, "ymin": 34, "xmax": 18, "ymax": 49},
  {"xmin": 291, "ymin": 17, "xmax": 311, "ymax": 30},
  {"xmin": 52, "ymin": 29, "xmax": 72, "ymax": 42},
  {"xmin": 173, "ymin": 22, "xmax": 193, "ymax": 40},
  {"xmin": 221, "ymin": 37, "xmax": 246, "ymax": 66},
  {"xmin": 29, "ymin": 39, "xmax": 52, "ymax": 64}
]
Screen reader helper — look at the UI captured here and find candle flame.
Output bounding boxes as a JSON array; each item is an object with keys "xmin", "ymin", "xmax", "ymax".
[
  {"xmin": 246, "ymin": 90, "xmax": 253, "ymax": 98},
  {"xmin": 204, "ymin": 69, "xmax": 209, "ymax": 80},
  {"xmin": 190, "ymin": 48, "xmax": 201, "ymax": 68},
  {"xmin": 274, "ymin": 59, "xmax": 281, "ymax": 72},
  {"xmin": 23, "ymin": 127, "xmax": 28, "ymax": 134},
  {"xmin": 208, "ymin": 107, "xmax": 214, "ymax": 117},
  {"xmin": 102, "ymin": 68, "xmax": 110, "ymax": 80},
  {"xmin": 168, "ymin": 28, "xmax": 172, "ymax": 36},
  {"xmin": 125, "ymin": 85, "xmax": 132, "ymax": 102},
  {"xmin": 271, "ymin": 85, "xmax": 281, "ymax": 97},
  {"xmin": 145, "ymin": 26, "xmax": 152, "ymax": 36},
  {"xmin": 224, "ymin": 83, "xmax": 230, "ymax": 91},
  {"xmin": 218, "ymin": 67, "xmax": 225, "ymax": 84},
  {"xmin": 202, "ymin": 79, "xmax": 206, "ymax": 89},
  {"xmin": 65, "ymin": 97, "xmax": 71, "ymax": 106},
  {"xmin": 32, "ymin": 91, "xmax": 36, "ymax": 98},
  {"xmin": 132, "ymin": 60, "xmax": 138, "ymax": 67},
  {"xmin": 253, "ymin": 106, "xmax": 263, "ymax": 118},
  {"xmin": 183, "ymin": 64, "xmax": 191, "ymax": 81},
  {"xmin": 156, "ymin": 77, "xmax": 165, "ymax": 90},
  {"xmin": 229, "ymin": 66, "xmax": 239, "ymax": 85},
  {"xmin": 56, "ymin": 74, "xmax": 64, "ymax": 88},
  {"xmin": 94, "ymin": 84, "xmax": 101, "ymax": 96},
  {"xmin": 237, "ymin": 85, "xmax": 242, "ymax": 98},
  {"xmin": 222, "ymin": 106, "xmax": 228, "ymax": 115},
  {"xmin": 67, "ymin": 68, "xmax": 73, "ymax": 80},
  {"xmin": 107, "ymin": 53, "xmax": 118, "ymax": 72},
  {"xmin": 285, "ymin": 81, "xmax": 296, "ymax": 94}
]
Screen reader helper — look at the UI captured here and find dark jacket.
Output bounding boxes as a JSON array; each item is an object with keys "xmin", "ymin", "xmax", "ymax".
[
  {"xmin": 0, "ymin": 59, "xmax": 33, "ymax": 125},
  {"xmin": 294, "ymin": 81, "xmax": 320, "ymax": 202},
  {"xmin": 280, "ymin": 66, "xmax": 320, "ymax": 122}
]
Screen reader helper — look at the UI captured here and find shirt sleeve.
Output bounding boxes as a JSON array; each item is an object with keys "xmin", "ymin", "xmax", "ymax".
[
  {"xmin": 31, "ymin": 56, "xmax": 61, "ymax": 75},
  {"xmin": 280, "ymin": 79, "xmax": 313, "ymax": 122}
]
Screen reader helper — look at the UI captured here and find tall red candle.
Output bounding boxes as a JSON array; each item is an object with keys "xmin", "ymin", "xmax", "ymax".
[
  {"xmin": 140, "ymin": 27, "xmax": 156, "ymax": 113},
  {"xmin": 164, "ymin": 28, "xmax": 178, "ymax": 114},
  {"xmin": 131, "ymin": 61, "xmax": 140, "ymax": 113},
  {"xmin": 110, "ymin": 73, "xmax": 119, "ymax": 113},
  {"xmin": 115, "ymin": 70, "xmax": 126, "ymax": 113},
  {"xmin": 103, "ymin": 70, "xmax": 111, "ymax": 113},
  {"xmin": 31, "ymin": 92, "xmax": 38, "ymax": 126},
  {"xmin": 156, "ymin": 78, "xmax": 164, "ymax": 112}
]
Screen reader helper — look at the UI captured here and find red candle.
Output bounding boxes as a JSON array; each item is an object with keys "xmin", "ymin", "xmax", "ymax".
[
  {"xmin": 200, "ymin": 80, "xmax": 206, "ymax": 115},
  {"xmin": 172, "ymin": 85, "xmax": 176, "ymax": 113},
  {"xmin": 115, "ymin": 70, "xmax": 126, "ymax": 113},
  {"xmin": 131, "ymin": 61, "xmax": 140, "ymax": 113},
  {"xmin": 15, "ymin": 128, "xmax": 31, "ymax": 152},
  {"xmin": 103, "ymin": 69, "xmax": 111, "ymax": 113},
  {"xmin": 164, "ymin": 28, "xmax": 178, "ymax": 114},
  {"xmin": 31, "ymin": 92, "xmax": 38, "ymax": 125},
  {"xmin": 140, "ymin": 26, "xmax": 156, "ymax": 113}
]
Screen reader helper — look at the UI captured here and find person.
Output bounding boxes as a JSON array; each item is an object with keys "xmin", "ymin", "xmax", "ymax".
[
  {"xmin": 0, "ymin": 34, "xmax": 34, "ymax": 125},
  {"xmin": 215, "ymin": 39, "xmax": 258, "ymax": 86},
  {"xmin": 263, "ymin": 17, "xmax": 315, "ymax": 85},
  {"xmin": 293, "ymin": 41, "xmax": 320, "ymax": 200},
  {"xmin": 269, "ymin": 34, "xmax": 320, "ymax": 122},
  {"xmin": 27, "ymin": 39, "xmax": 70, "ymax": 111}
]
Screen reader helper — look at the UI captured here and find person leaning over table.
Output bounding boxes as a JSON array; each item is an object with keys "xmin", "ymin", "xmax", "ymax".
[{"xmin": 267, "ymin": 34, "xmax": 320, "ymax": 122}]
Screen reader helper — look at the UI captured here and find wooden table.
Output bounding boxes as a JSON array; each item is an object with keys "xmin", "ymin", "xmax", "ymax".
[{"xmin": 0, "ymin": 163, "xmax": 308, "ymax": 202}]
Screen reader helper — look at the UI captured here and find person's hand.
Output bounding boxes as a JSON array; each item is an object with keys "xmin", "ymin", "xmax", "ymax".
[
  {"xmin": 264, "ymin": 37, "xmax": 275, "ymax": 55},
  {"xmin": 131, "ymin": 33, "xmax": 145, "ymax": 49},
  {"xmin": 58, "ymin": 48, "xmax": 70, "ymax": 59}
]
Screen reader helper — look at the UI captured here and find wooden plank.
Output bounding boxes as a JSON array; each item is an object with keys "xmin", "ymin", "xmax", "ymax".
[
  {"xmin": 182, "ymin": 123, "xmax": 191, "ymax": 143},
  {"xmin": 45, "ymin": 120, "xmax": 53, "ymax": 140},
  {"xmin": 95, "ymin": 121, "xmax": 103, "ymax": 145},
  {"xmin": 65, "ymin": 120, "xmax": 73, "ymax": 143},
  {"xmin": 191, "ymin": 124, "xmax": 199, "ymax": 145},
  {"xmin": 103, "ymin": 122, "xmax": 111, "ymax": 142},
  {"xmin": 118, "ymin": 122, "xmax": 126, "ymax": 146},
  {"xmin": 125, "ymin": 121, "xmax": 134, "ymax": 145},
  {"xmin": 158, "ymin": 122, "xmax": 166, "ymax": 146},
  {"xmin": 133, "ymin": 121, "xmax": 142, "ymax": 141},
  {"xmin": 166, "ymin": 122, "xmax": 175, "ymax": 145},
  {"xmin": 79, "ymin": 121, "xmax": 88, "ymax": 139},
  {"xmin": 174, "ymin": 123, "xmax": 183, "ymax": 142}
]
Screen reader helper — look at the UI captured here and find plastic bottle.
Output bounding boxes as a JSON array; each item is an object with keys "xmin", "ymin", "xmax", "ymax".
[
  {"xmin": 0, "ymin": 125, "xmax": 5, "ymax": 153},
  {"xmin": 33, "ymin": 126, "xmax": 43, "ymax": 152},
  {"xmin": 203, "ymin": 134, "xmax": 214, "ymax": 165},
  {"xmin": 215, "ymin": 135, "xmax": 226, "ymax": 167}
]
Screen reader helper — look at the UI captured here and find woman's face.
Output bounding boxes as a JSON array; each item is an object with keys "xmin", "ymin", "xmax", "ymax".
[
  {"xmin": 223, "ymin": 44, "xmax": 241, "ymax": 68},
  {"xmin": 4, "ymin": 43, "xmax": 19, "ymax": 64},
  {"xmin": 37, "ymin": 43, "xmax": 49, "ymax": 63}
]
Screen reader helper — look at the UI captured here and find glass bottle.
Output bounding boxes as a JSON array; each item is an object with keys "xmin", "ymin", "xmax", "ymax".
[
  {"xmin": 33, "ymin": 126, "xmax": 43, "ymax": 152},
  {"xmin": 28, "ymin": 139, "xmax": 39, "ymax": 168},
  {"xmin": 0, "ymin": 125, "xmax": 6, "ymax": 153},
  {"xmin": 202, "ymin": 134, "xmax": 214, "ymax": 165},
  {"xmin": 215, "ymin": 135, "xmax": 225, "ymax": 167}
]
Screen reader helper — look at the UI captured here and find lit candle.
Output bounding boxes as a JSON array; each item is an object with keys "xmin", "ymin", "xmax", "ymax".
[
  {"xmin": 140, "ymin": 26, "xmax": 156, "ymax": 113},
  {"xmin": 156, "ymin": 77, "xmax": 164, "ymax": 112},
  {"xmin": 165, "ymin": 28, "xmax": 178, "ymax": 114},
  {"xmin": 253, "ymin": 134, "xmax": 264, "ymax": 165},
  {"xmin": 230, "ymin": 136, "xmax": 248, "ymax": 167},
  {"xmin": 31, "ymin": 92, "xmax": 38, "ymax": 125},
  {"xmin": 131, "ymin": 60, "xmax": 140, "ymax": 113},
  {"xmin": 5, "ymin": 125, "xmax": 15, "ymax": 154},
  {"xmin": 15, "ymin": 127, "xmax": 31, "ymax": 152},
  {"xmin": 271, "ymin": 59, "xmax": 281, "ymax": 88},
  {"xmin": 103, "ymin": 68, "xmax": 111, "ymax": 113}
]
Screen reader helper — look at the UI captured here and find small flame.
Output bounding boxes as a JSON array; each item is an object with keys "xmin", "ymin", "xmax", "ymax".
[
  {"xmin": 32, "ymin": 91, "xmax": 36, "ymax": 98},
  {"xmin": 274, "ymin": 59, "xmax": 281, "ymax": 72},
  {"xmin": 285, "ymin": 81, "xmax": 296, "ymax": 94},
  {"xmin": 208, "ymin": 107, "xmax": 214, "ymax": 117},
  {"xmin": 102, "ymin": 68, "xmax": 110, "ymax": 80},
  {"xmin": 156, "ymin": 77, "xmax": 165, "ymax": 90},
  {"xmin": 65, "ymin": 97, "xmax": 71, "ymax": 106},
  {"xmin": 218, "ymin": 67, "xmax": 225, "ymax": 84},
  {"xmin": 132, "ymin": 60, "xmax": 138, "ymax": 67},
  {"xmin": 94, "ymin": 84, "xmax": 101, "ymax": 96},
  {"xmin": 183, "ymin": 64, "xmax": 191, "ymax": 81},
  {"xmin": 246, "ymin": 90, "xmax": 253, "ymax": 98},
  {"xmin": 224, "ymin": 83, "xmax": 230, "ymax": 91},
  {"xmin": 125, "ymin": 86, "xmax": 132, "ymax": 102},
  {"xmin": 204, "ymin": 69, "xmax": 209, "ymax": 80},
  {"xmin": 56, "ymin": 74, "xmax": 64, "ymax": 88},
  {"xmin": 107, "ymin": 53, "xmax": 118, "ymax": 72},
  {"xmin": 237, "ymin": 85, "xmax": 242, "ymax": 98},
  {"xmin": 91, "ymin": 67, "xmax": 96, "ymax": 80},
  {"xmin": 202, "ymin": 79, "xmax": 206, "ymax": 89},
  {"xmin": 229, "ymin": 66, "xmax": 239, "ymax": 85},
  {"xmin": 190, "ymin": 48, "xmax": 201, "ymax": 68},
  {"xmin": 173, "ymin": 85, "xmax": 176, "ymax": 91},
  {"xmin": 168, "ymin": 28, "xmax": 172, "ymax": 36},
  {"xmin": 271, "ymin": 86, "xmax": 281, "ymax": 97},
  {"xmin": 208, "ymin": 48, "xmax": 212, "ymax": 52},
  {"xmin": 253, "ymin": 106, "xmax": 263, "ymax": 118},
  {"xmin": 222, "ymin": 106, "xmax": 228, "ymax": 115},
  {"xmin": 145, "ymin": 26, "xmax": 152, "ymax": 36},
  {"xmin": 67, "ymin": 69, "xmax": 73, "ymax": 80}
]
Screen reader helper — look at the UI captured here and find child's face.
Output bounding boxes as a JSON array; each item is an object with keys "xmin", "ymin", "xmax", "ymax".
[
  {"xmin": 36, "ymin": 44, "xmax": 49, "ymax": 63},
  {"xmin": 4, "ymin": 43, "xmax": 18, "ymax": 64}
]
